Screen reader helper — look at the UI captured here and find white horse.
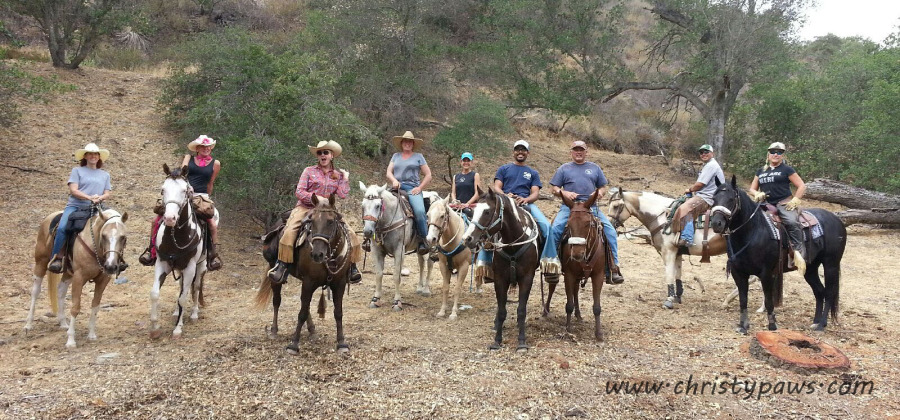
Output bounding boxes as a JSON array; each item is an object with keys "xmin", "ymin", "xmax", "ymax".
[
  {"xmin": 359, "ymin": 182, "xmax": 434, "ymax": 311},
  {"xmin": 150, "ymin": 164, "xmax": 207, "ymax": 339},
  {"xmin": 425, "ymin": 195, "xmax": 474, "ymax": 321}
]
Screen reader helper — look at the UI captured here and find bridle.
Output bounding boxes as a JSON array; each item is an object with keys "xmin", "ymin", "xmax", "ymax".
[
  {"xmin": 362, "ymin": 190, "xmax": 406, "ymax": 242},
  {"xmin": 308, "ymin": 208, "xmax": 350, "ymax": 278},
  {"xmin": 85, "ymin": 205, "xmax": 125, "ymax": 271},
  {"xmin": 710, "ymin": 185, "xmax": 759, "ymax": 235}
]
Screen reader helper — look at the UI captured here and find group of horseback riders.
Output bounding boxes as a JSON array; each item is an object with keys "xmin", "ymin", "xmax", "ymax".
[{"xmin": 47, "ymin": 132, "xmax": 809, "ymax": 282}]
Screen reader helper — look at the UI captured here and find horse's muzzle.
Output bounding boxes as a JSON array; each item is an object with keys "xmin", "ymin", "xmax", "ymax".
[
  {"xmin": 709, "ymin": 216, "xmax": 727, "ymax": 234},
  {"xmin": 464, "ymin": 236, "xmax": 478, "ymax": 250}
]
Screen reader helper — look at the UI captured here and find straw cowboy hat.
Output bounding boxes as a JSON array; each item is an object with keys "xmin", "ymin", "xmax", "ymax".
[
  {"xmin": 188, "ymin": 135, "xmax": 217, "ymax": 152},
  {"xmin": 75, "ymin": 143, "xmax": 110, "ymax": 161},
  {"xmin": 391, "ymin": 131, "xmax": 424, "ymax": 152},
  {"xmin": 308, "ymin": 140, "xmax": 343, "ymax": 158}
]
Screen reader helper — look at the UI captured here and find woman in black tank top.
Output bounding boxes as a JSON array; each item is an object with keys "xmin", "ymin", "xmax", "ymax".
[{"xmin": 451, "ymin": 152, "xmax": 481, "ymax": 218}]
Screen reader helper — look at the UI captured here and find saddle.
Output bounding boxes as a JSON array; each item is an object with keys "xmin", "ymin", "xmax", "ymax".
[
  {"xmin": 393, "ymin": 188, "xmax": 433, "ymax": 220},
  {"xmin": 761, "ymin": 203, "xmax": 819, "ymax": 228},
  {"xmin": 153, "ymin": 196, "xmax": 215, "ymax": 220},
  {"xmin": 50, "ymin": 207, "xmax": 96, "ymax": 272},
  {"xmin": 760, "ymin": 204, "xmax": 822, "ymax": 273}
]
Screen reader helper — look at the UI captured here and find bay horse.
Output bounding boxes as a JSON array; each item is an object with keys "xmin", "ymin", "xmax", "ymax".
[
  {"xmin": 607, "ymin": 188, "xmax": 727, "ymax": 309},
  {"xmin": 425, "ymin": 195, "xmax": 473, "ymax": 321},
  {"xmin": 462, "ymin": 187, "xmax": 540, "ymax": 351},
  {"xmin": 26, "ymin": 205, "xmax": 128, "ymax": 348},
  {"xmin": 543, "ymin": 189, "xmax": 607, "ymax": 340},
  {"xmin": 255, "ymin": 194, "xmax": 351, "ymax": 353},
  {"xmin": 358, "ymin": 182, "xmax": 434, "ymax": 311},
  {"xmin": 709, "ymin": 176, "xmax": 846, "ymax": 333},
  {"xmin": 150, "ymin": 164, "xmax": 208, "ymax": 339}
]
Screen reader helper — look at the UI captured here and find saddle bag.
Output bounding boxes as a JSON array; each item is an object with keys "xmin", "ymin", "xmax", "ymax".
[
  {"xmin": 191, "ymin": 195, "xmax": 216, "ymax": 220},
  {"xmin": 66, "ymin": 207, "xmax": 94, "ymax": 233}
]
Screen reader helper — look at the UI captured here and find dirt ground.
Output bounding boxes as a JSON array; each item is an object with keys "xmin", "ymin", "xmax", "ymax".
[{"xmin": 1, "ymin": 63, "xmax": 899, "ymax": 419}]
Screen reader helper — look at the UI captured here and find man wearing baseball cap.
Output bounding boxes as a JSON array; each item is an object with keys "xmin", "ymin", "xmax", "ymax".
[
  {"xmin": 540, "ymin": 140, "xmax": 624, "ymax": 284},
  {"xmin": 671, "ymin": 144, "xmax": 725, "ymax": 247}
]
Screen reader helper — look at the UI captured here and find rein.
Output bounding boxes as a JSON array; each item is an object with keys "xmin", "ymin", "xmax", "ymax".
[
  {"xmin": 308, "ymin": 208, "xmax": 351, "ymax": 280},
  {"xmin": 565, "ymin": 208, "xmax": 602, "ymax": 283},
  {"xmin": 80, "ymin": 205, "xmax": 123, "ymax": 271},
  {"xmin": 713, "ymin": 187, "xmax": 763, "ymax": 260}
]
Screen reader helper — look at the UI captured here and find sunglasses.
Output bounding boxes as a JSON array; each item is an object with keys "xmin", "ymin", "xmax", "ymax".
[
  {"xmin": 768, "ymin": 150, "xmax": 785, "ymax": 155},
  {"xmin": 698, "ymin": 150, "xmax": 711, "ymax": 155},
  {"xmin": 316, "ymin": 150, "xmax": 331, "ymax": 156},
  {"xmin": 514, "ymin": 147, "xmax": 528, "ymax": 152}
]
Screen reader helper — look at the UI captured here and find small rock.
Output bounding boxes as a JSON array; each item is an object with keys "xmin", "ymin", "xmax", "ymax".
[
  {"xmin": 96, "ymin": 352, "xmax": 119, "ymax": 364},
  {"xmin": 114, "ymin": 276, "xmax": 128, "ymax": 285}
]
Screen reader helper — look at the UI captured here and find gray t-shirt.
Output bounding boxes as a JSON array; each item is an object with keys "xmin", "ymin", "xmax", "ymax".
[
  {"xmin": 549, "ymin": 161, "xmax": 608, "ymax": 202},
  {"xmin": 696, "ymin": 158, "xmax": 725, "ymax": 204},
  {"xmin": 67, "ymin": 166, "xmax": 112, "ymax": 206},
  {"xmin": 390, "ymin": 152, "xmax": 427, "ymax": 187}
]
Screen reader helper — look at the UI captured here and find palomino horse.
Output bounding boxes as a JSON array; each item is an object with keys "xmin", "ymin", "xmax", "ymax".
[
  {"xmin": 359, "ymin": 182, "xmax": 434, "ymax": 311},
  {"xmin": 150, "ymin": 164, "xmax": 207, "ymax": 339},
  {"xmin": 709, "ymin": 176, "xmax": 846, "ymax": 333},
  {"xmin": 255, "ymin": 194, "xmax": 352, "ymax": 353},
  {"xmin": 607, "ymin": 188, "xmax": 727, "ymax": 309},
  {"xmin": 425, "ymin": 195, "xmax": 473, "ymax": 320},
  {"xmin": 462, "ymin": 187, "xmax": 540, "ymax": 351},
  {"xmin": 543, "ymin": 189, "xmax": 607, "ymax": 340},
  {"xmin": 26, "ymin": 205, "xmax": 128, "ymax": 348}
]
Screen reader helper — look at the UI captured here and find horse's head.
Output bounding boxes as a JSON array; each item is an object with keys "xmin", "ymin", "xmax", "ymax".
[
  {"xmin": 308, "ymin": 193, "xmax": 341, "ymax": 264},
  {"xmin": 709, "ymin": 175, "xmax": 741, "ymax": 234},
  {"xmin": 606, "ymin": 187, "xmax": 632, "ymax": 229},
  {"xmin": 359, "ymin": 181, "xmax": 388, "ymax": 238},
  {"xmin": 425, "ymin": 194, "xmax": 451, "ymax": 247},
  {"xmin": 97, "ymin": 209, "xmax": 129, "ymax": 274},
  {"xmin": 161, "ymin": 163, "xmax": 191, "ymax": 227},
  {"xmin": 565, "ymin": 189, "xmax": 600, "ymax": 261},
  {"xmin": 463, "ymin": 186, "xmax": 501, "ymax": 249}
]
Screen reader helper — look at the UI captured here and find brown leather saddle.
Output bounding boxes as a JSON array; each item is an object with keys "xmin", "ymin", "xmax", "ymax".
[
  {"xmin": 760, "ymin": 204, "xmax": 818, "ymax": 272},
  {"xmin": 761, "ymin": 203, "xmax": 819, "ymax": 227}
]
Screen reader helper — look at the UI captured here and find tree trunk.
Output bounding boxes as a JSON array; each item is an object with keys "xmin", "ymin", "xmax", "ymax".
[
  {"xmin": 835, "ymin": 209, "xmax": 900, "ymax": 227},
  {"xmin": 805, "ymin": 178, "xmax": 900, "ymax": 209}
]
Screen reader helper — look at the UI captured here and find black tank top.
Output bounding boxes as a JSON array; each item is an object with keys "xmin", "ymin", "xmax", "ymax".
[
  {"xmin": 455, "ymin": 171, "xmax": 476, "ymax": 203},
  {"xmin": 187, "ymin": 156, "xmax": 214, "ymax": 194}
]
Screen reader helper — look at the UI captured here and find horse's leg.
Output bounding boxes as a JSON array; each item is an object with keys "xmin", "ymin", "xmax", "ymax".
[
  {"xmin": 564, "ymin": 273, "xmax": 577, "ymax": 333},
  {"xmin": 491, "ymin": 278, "xmax": 510, "ymax": 350},
  {"xmin": 674, "ymin": 254, "xmax": 684, "ymax": 304},
  {"xmin": 436, "ymin": 257, "xmax": 452, "ymax": 318},
  {"xmin": 173, "ymin": 261, "xmax": 198, "ymax": 338},
  {"xmin": 818, "ymin": 261, "xmax": 842, "ymax": 331},
  {"xmin": 190, "ymin": 264, "xmax": 206, "ymax": 321},
  {"xmin": 391, "ymin": 244, "xmax": 404, "ymax": 311},
  {"xmin": 732, "ymin": 271, "xmax": 751, "ymax": 334},
  {"xmin": 369, "ymin": 248, "xmax": 385, "ymax": 308},
  {"xmin": 333, "ymin": 282, "xmax": 348, "ymax": 353},
  {"xmin": 662, "ymin": 249, "xmax": 678, "ymax": 309},
  {"xmin": 417, "ymin": 254, "xmax": 431, "ymax": 297},
  {"xmin": 56, "ymin": 275, "xmax": 71, "ymax": 329},
  {"xmin": 591, "ymin": 272, "xmax": 604, "ymax": 341},
  {"xmin": 450, "ymin": 256, "xmax": 469, "ymax": 321},
  {"xmin": 761, "ymin": 270, "xmax": 778, "ymax": 331},
  {"xmin": 87, "ymin": 276, "xmax": 110, "ymax": 342},
  {"xmin": 515, "ymin": 272, "xmax": 535, "ymax": 352},
  {"xmin": 287, "ymin": 281, "xmax": 315, "ymax": 355},
  {"xmin": 25, "ymin": 271, "xmax": 45, "ymax": 332},
  {"xmin": 149, "ymin": 264, "xmax": 167, "ymax": 339},
  {"xmin": 269, "ymin": 282, "xmax": 282, "ymax": 339},
  {"xmin": 802, "ymin": 261, "xmax": 825, "ymax": 328},
  {"xmin": 542, "ymin": 280, "xmax": 557, "ymax": 318},
  {"xmin": 66, "ymin": 272, "xmax": 87, "ymax": 349}
]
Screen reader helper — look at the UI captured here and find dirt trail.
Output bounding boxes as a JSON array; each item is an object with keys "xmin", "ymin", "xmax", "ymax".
[{"xmin": 1, "ymin": 63, "xmax": 898, "ymax": 418}]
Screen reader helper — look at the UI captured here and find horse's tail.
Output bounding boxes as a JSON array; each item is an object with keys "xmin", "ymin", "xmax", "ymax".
[
  {"xmin": 254, "ymin": 273, "xmax": 273, "ymax": 310},
  {"xmin": 831, "ymin": 268, "xmax": 841, "ymax": 322},
  {"xmin": 772, "ymin": 270, "xmax": 784, "ymax": 308},
  {"xmin": 317, "ymin": 291, "xmax": 326, "ymax": 319}
]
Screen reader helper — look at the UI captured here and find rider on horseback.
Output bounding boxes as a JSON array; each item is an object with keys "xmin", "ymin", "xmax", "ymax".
[
  {"xmin": 671, "ymin": 144, "xmax": 725, "ymax": 247},
  {"xmin": 748, "ymin": 142, "xmax": 808, "ymax": 275},
  {"xmin": 267, "ymin": 140, "xmax": 363, "ymax": 284},
  {"xmin": 451, "ymin": 152, "xmax": 481, "ymax": 220},
  {"xmin": 385, "ymin": 131, "xmax": 433, "ymax": 255},
  {"xmin": 540, "ymin": 140, "xmax": 625, "ymax": 284}
]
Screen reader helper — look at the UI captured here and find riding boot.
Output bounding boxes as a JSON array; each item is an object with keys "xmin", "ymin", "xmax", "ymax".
[
  {"xmin": 429, "ymin": 248, "xmax": 439, "ymax": 262},
  {"xmin": 416, "ymin": 236, "xmax": 431, "ymax": 255},
  {"xmin": 349, "ymin": 263, "xmax": 362, "ymax": 284},
  {"xmin": 48, "ymin": 254, "xmax": 65, "ymax": 274},
  {"xmin": 361, "ymin": 237, "xmax": 371, "ymax": 253},
  {"xmin": 207, "ymin": 243, "xmax": 222, "ymax": 271},
  {"xmin": 139, "ymin": 246, "xmax": 156, "ymax": 266},
  {"xmin": 606, "ymin": 266, "xmax": 625, "ymax": 285},
  {"xmin": 267, "ymin": 260, "xmax": 289, "ymax": 284},
  {"xmin": 118, "ymin": 257, "xmax": 129, "ymax": 273}
]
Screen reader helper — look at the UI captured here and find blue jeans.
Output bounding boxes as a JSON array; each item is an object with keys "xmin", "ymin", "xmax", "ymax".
[
  {"xmin": 400, "ymin": 183, "xmax": 427, "ymax": 237},
  {"xmin": 51, "ymin": 205, "xmax": 80, "ymax": 256},
  {"xmin": 476, "ymin": 202, "xmax": 550, "ymax": 265},
  {"xmin": 681, "ymin": 220, "xmax": 695, "ymax": 244},
  {"xmin": 541, "ymin": 204, "xmax": 619, "ymax": 264}
]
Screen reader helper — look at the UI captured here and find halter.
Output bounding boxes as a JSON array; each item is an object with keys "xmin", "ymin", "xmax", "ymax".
[
  {"xmin": 565, "ymin": 207, "xmax": 602, "ymax": 285},
  {"xmin": 362, "ymin": 190, "xmax": 406, "ymax": 244},
  {"xmin": 710, "ymin": 185, "xmax": 762, "ymax": 259},
  {"xmin": 428, "ymin": 204, "xmax": 467, "ymax": 262},
  {"xmin": 308, "ymin": 208, "xmax": 350, "ymax": 279},
  {"xmin": 84, "ymin": 205, "xmax": 125, "ymax": 271}
]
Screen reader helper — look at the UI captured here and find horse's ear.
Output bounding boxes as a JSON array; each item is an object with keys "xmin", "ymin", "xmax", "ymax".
[
  {"xmin": 311, "ymin": 194, "xmax": 320, "ymax": 206},
  {"xmin": 475, "ymin": 184, "xmax": 484, "ymax": 198},
  {"xmin": 444, "ymin": 194, "xmax": 451, "ymax": 203},
  {"xmin": 730, "ymin": 174, "xmax": 737, "ymax": 188},
  {"xmin": 163, "ymin": 163, "xmax": 171, "ymax": 175},
  {"xmin": 329, "ymin": 192, "xmax": 336, "ymax": 207},
  {"xmin": 121, "ymin": 212, "xmax": 129, "ymax": 223},
  {"xmin": 380, "ymin": 183, "xmax": 388, "ymax": 192},
  {"xmin": 359, "ymin": 181, "xmax": 367, "ymax": 192},
  {"xmin": 181, "ymin": 165, "xmax": 189, "ymax": 178},
  {"xmin": 714, "ymin": 177, "xmax": 722, "ymax": 187},
  {"xmin": 585, "ymin": 188, "xmax": 599, "ymax": 208},
  {"xmin": 561, "ymin": 189, "xmax": 575, "ymax": 208}
]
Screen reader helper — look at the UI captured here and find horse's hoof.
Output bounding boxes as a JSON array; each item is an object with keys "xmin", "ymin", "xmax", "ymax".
[
  {"xmin": 516, "ymin": 344, "xmax": 529, "ymax": 352},
  {"xmin": 172, "ymin": 332, "xmax": 182, "ymax": 340},
  {"xmin": 448, "ymin": 313, "xmax": 458, "ymax": 322},
  {"xmin": 336, "ymin": 344, "xmax": 350, "ymax": 354},
  {"xmin": 735, "ymin": 326, "xmax": 748, "ymax": 335},
  {"xmin": 149, "ymin": 329, "xmax": 163, "ymax": 340},
  {"xmin": 88, "ymin": 334, "xmax": 97, "ymax": 341},
  {"xmin": 662, "ymin": 300, "xmax": 674, "ymax": 309},
  {"xmin": 488, "ymin": 343, "xmax": 501, "ymax": 351},
  {"xmin": 767, "ymin": 323, "xmax": 778, "ymax": 331},
  {"xmin": 420, "ymin": 291, "xmax": 431, "ymax": 297},
  {"xmin": 673, "ymin": 296, "xmax": 682, "ymax": 304},
  {"xmin": 368, "ymin": 297, "xmax": 382, "ymax": 308},
  {"xmin": 65, "ymin": 341, "xmax": 76, "ymax": 349},
  {"xmin": 392, "ymin": 305, "xmax": 403, "ymax": 312},
  {"xmin": 810, "ymin": 323, "xmax": 825, "ymax": 331},
  {"xmin": 436, "ymin": 310, "xmax": 445, "ymax": 318},
  {"xmin": 267, "ymin": 332, "xmax": 278, "ymax": 340},
  {"xmin": 475, "ymin": 287, "xmax": 483, "ymax": 294},
  {"xmin": 286, "ymin": 345, "xmax": 299, "ymax": 355},
  {"xmin": 190, "ymin": 314, "xmax": 199, "ymax": 322}
]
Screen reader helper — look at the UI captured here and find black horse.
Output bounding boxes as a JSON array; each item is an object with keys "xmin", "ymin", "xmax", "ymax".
[
  {"xmin": 462, "ymin": 187, "xmax": 541, "ymax": 351},
  {"xmin": 254, "ymin": 193, "xmax": 352, "ymax": 354},
  {"xmin": 709, "ymin": 176, "xmax": 846, "ymax": 334}
]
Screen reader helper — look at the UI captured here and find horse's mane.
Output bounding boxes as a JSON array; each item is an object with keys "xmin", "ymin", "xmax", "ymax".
[{"xmin": 101, "ymin": 209, "xmax": 122, "ymax": 219}]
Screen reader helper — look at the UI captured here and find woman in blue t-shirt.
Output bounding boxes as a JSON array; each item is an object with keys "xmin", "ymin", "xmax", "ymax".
[
  {"xmin": 748, "ymin": 141, "xmax": 808, "ymax": 274},
  {"xmin": 48, "ymin": 143, "xmax": 113, "ymax": 273},
  {"xmin": 386, "ymin": 131, "xmax": 432, "ymax": 254},
  {"xmin": 451, "ymin": 152, "xmax": 481, "ymax": 218}
]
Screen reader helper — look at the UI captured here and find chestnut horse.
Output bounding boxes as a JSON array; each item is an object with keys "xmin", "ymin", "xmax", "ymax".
[{"xmin": 425, "ymin": 195, "xmax": 473, "ymax": 321}]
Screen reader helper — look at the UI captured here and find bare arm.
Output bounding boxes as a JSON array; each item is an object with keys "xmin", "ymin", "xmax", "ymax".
[
  {"xmin": 386, "ymin": 161, "xmax": 400, "ymax": 189},
  {"xmin": 748, "ymin": 176, "xmax": 761, "ymax": 196},
  {"xmin": 685, "ymin": 181, "xmax": 705, "ymax": 194},
  {"xmin": 789, "ymin": 173, "xmax": 806, "ymax": 199},
  {"xmin": 181, "ymin": 154, "xmax": 192, "ymax": 168},
  {"xmin": 467, "ymin": 173, "xmax": 482, "ymax": 205},
  {"xmin": 68, "ymin": 183, "xmax": 109, "ymax": 203},
  {"xmin": 207, "ymin": 160, "xmax": 221, "ymax": 195},
  {"xmin": 450, "ymin": 176, "xmax": 457, "ymax": 202},
  {"xmin": 493, "ymin": 179, "xmax": 504, "ymax": 191},
  {"xmin": 522, "ymin": 185, "xmax": 540, "ymax": 205}
]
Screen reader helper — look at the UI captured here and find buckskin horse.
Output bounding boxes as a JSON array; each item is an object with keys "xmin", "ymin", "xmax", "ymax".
[
  {"xmin": 26, "ymin": 205, "xmax": 128, "ymax": 348},
  {"xmin": 462, "ymin": 187, "xmax": 540, "ymax": 351},
  {"xmin": 543, "ymin": 189, "xmax": 607, "ymax": 340},
  {"xmin": 709, "ymin": 176, "xmax": 846, "ymax": 333},
  {"xmin": 150, "ymin": 164, "xmax": 208, "ymax": 339},
  {"xmin": 255, "ymin": 193, "xmax": 352, "ymax": 353},
  {"xmin": 425, "ymin": 195, "xmax": 473, "ymax": 321},
  {"xmin": 359, "ymin": 182, "xmax": 434, "ymax": 311}
]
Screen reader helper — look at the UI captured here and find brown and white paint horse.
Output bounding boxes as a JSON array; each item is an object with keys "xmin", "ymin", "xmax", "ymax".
[
  {"xmin": 425, "ymin": 195, "xmax": 474, "ymax": 321},
  {"xmin": 150, "ymin": 164, "xmax": 207, "ymax": 339},
  {"xmin": 26, "ymin": 206, "xmax": 128, "ymax": 348}
]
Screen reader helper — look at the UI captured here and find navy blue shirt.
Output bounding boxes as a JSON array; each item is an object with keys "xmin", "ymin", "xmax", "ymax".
[{"xmin": 495, "ymin": 163, "xmax": 542, "ymax": 198}]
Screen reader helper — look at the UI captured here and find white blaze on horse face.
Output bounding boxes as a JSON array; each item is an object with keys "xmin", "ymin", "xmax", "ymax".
[
  {"xmin": 361, "ymin": 191, "xmax": 382, "ymax": 234},
  {"xmin": 425, "ymin": 204, "xmax": 442, "ymax": 243},
  {"xmin": 162, "ymin": 178, "xmax": 188, "ymax": 226},
  {"xmin": 462, "ymin": 202, "xmax": 490, "ymax": 241}
]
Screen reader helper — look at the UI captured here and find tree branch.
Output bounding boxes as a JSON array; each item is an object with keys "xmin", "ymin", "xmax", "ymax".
[{"xmin": 602, "ymin": 81, "xmax": 708, "ymax": 114}]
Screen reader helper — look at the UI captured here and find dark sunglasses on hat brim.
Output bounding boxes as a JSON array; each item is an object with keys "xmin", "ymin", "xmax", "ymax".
[{"xmin": 768, "ymin": 149, "xmax": 785, "ymax": 155}]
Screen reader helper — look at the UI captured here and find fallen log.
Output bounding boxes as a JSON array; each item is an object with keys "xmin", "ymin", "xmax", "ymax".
[
  {"xmin": 805, "ymin": 178, "xmax": 900, "ymax": 209},
  {"xmin": 835, "ymin": 208, "xmax": 900, "ymax": 227}
]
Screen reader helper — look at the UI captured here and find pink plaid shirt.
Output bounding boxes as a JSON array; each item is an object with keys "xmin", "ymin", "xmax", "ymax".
[{"xmin": 295, "ymin": 165, "xmax": 349, "ymax": 208}]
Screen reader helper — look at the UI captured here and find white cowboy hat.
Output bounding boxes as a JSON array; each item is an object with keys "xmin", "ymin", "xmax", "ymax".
[
  {"xmin": 308, "ymin": 140, "xmax": 343, "ymax": 159},
  {"xmin": 767, "ymin": 142, "xmax": 786, "ymax": 151},
  {"xmin": 75, "ymin": 143, "xmax": 110, "ymax": 161},
  {"xmin": 391, "ymin": 131, "xmax": 424, "ymax": 152},
  {"xmin": 188, "ymin": 135, "xmax": 217, "ymax": 152}
]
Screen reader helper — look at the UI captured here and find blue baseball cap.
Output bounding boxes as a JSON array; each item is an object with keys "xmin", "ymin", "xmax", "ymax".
[{"xmin": 460, "ymin": 152, "xmax": 474, "ymax": 161}]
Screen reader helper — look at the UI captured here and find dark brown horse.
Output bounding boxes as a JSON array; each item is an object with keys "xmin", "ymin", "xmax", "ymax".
[
  {"xmin": 543, "ymin": 189, "xmax": 607, "ymax": 340},
  {"xmin": 462, "ymin": 187, "xmax": 540, "ymax": 351},
  {"xmin": 255, "ymin": 193, "xmax": 351, "ymax": 354}
]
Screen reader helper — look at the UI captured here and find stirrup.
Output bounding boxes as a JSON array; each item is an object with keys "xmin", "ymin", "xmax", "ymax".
[
  {"xmin": 139, "ymin": 247, "xmax": 156, "ymax": 266},
  {"xmin": 48, "ymin": 255, "xmax": 65, "ymax": 274},
  {"xmin": 349, "ymin": 264, "xmax": 362, "ymax": 284},
  {"xmin": 267, "ymin": 262, "xmax": 288, "ymax": 284},
  {"xmin": 207, "ymin": 256, "xmax": 222, "ymax": 271}
]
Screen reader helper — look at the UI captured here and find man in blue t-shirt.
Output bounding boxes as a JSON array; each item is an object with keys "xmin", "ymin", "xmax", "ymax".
[
  {"xmin": 540, "ymin": 140, "xmax": 624, "ymax": 284},
  {"xmin": 474, "ymin": 139, "xmax": 550, "ymax": 283}
]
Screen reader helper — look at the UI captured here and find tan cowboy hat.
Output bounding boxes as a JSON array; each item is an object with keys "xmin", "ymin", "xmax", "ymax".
[
  {"xmin": 75, "ymin": 143, "xmax": 110, "ymax": 161},
  {"xmin": 391, "ymin": 131, "xmax": 424, "ymax": 152},
  {"xmin": 188, "ymin": 135, "xmax": 217, "ymax": 152},
  {"xmin": 308, "ymin": 140, "xmax": 343, "ymax": 158}
]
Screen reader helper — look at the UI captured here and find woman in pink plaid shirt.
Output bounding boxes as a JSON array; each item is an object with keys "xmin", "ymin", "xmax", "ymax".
[{"xmin": 267, "ymin": 140, "xmax": 363, "ymax": 284}]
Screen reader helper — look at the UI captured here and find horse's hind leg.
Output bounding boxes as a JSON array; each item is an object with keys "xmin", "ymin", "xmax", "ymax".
[
  {"xmin": 391, "ymin": 246, "xmax": 404, "ymax": 311},
  {"xmin": 190, "ymin": 267, "xmax": 206, "ymax": 321},
  {"xmin": 816, "ymin": 262, "xmax": 842, "ymax": 331},
  {"xmin": 24, "ymin": 273, "xmax": 44, "ymax": 332},
  {"xmin": 416, "ymin": 254, "xmax": 432, "ymax": 297},
  {"xmin": 56, "ymin": 277, "xmax": 71, "ymax": 329},
  {"xmin": 662, "ymin": 252, "xmax": 678, "ymax": 309},
  {"xmin": 269, "ymin": 283, "xmax": 283, "ymax": 339},
  {"xmin": 542, "ymin": 281, "xmax": 557, "ymax": 318}
]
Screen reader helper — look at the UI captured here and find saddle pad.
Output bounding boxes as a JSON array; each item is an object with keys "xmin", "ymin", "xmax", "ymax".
[
  {"xmin": 799, "ymin": 211, "xmax": 819, "ymax": 228},
  {"xmin": 763, "ymin": 213, "xmax": 781, "ymax": 241}
]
